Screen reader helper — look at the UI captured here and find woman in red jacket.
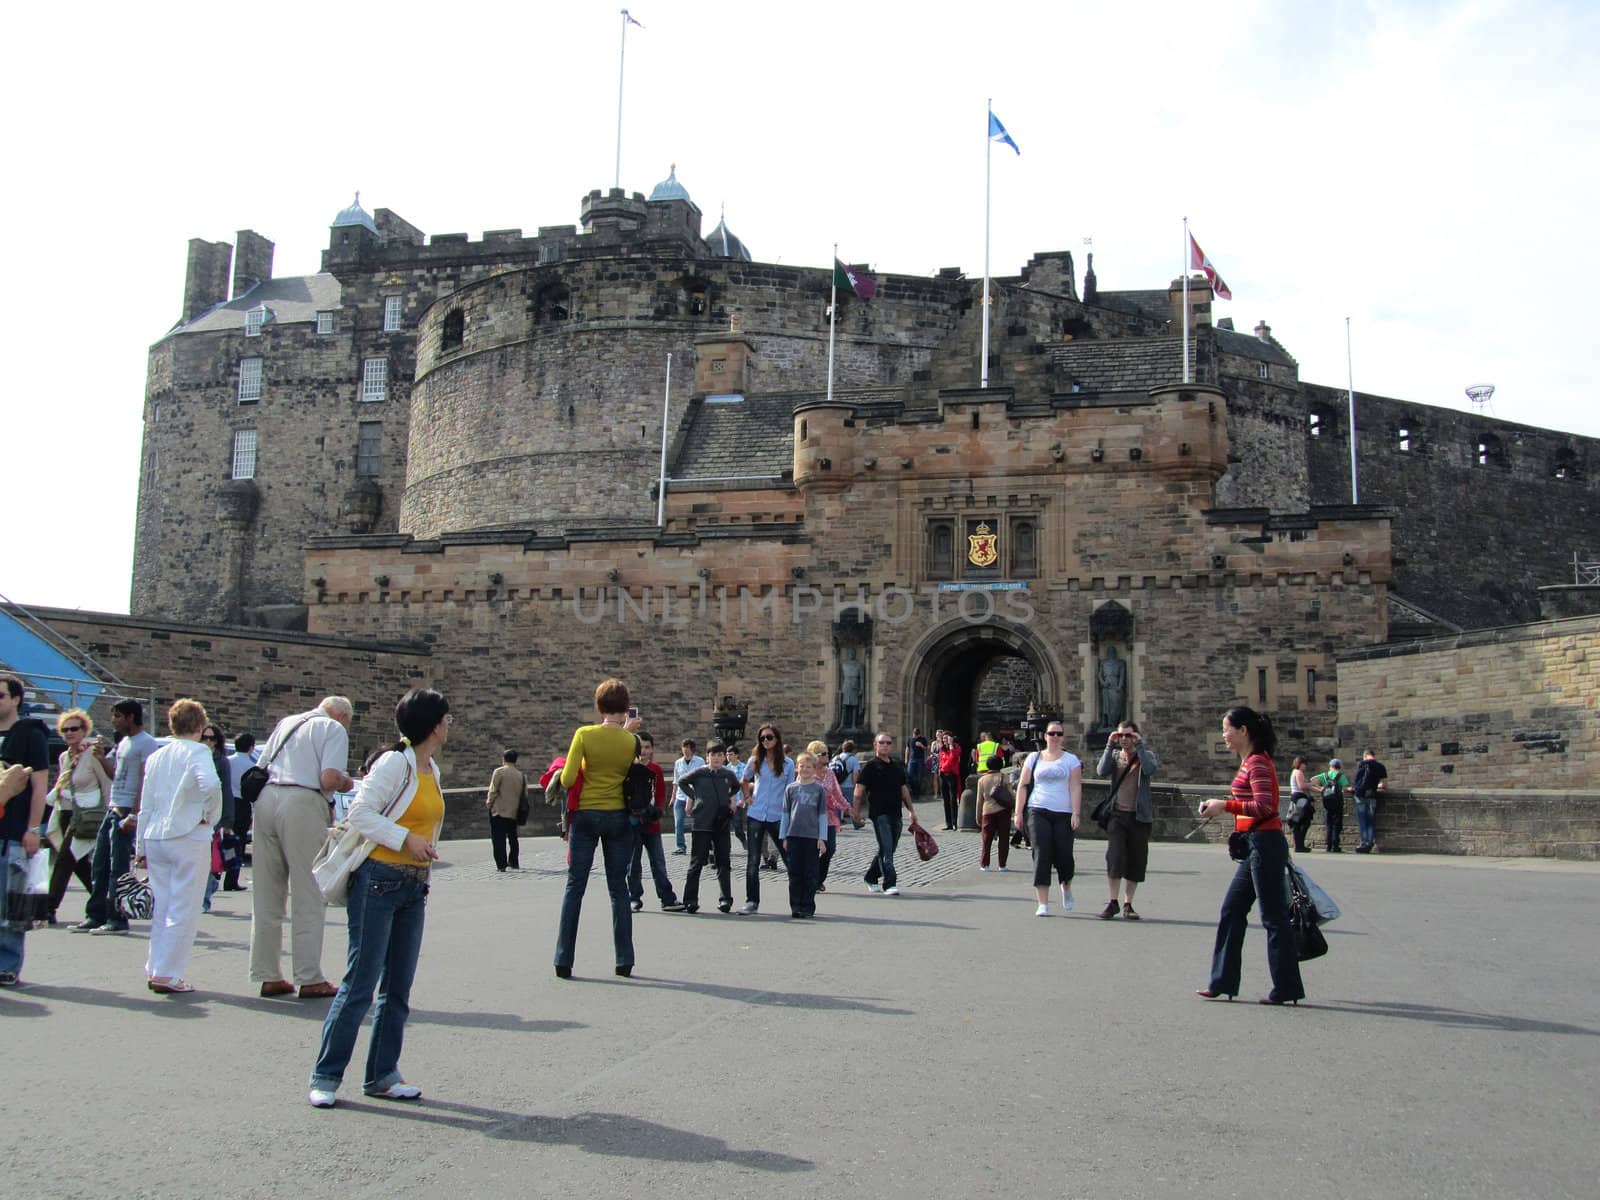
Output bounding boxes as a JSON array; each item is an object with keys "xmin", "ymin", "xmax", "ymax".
[{"xmin": 1195, "ymin": 706, "xmax": 1304, "ymax": 1006}]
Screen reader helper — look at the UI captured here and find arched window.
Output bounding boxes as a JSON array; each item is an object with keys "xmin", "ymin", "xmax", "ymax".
[
  {"xmin": 441, "ymin": 308, "xmax": 465, "ymax": 351},
  {"xmin": 1010, "ymin": 517, "xmax": 1038, "ymax": 577},
  {"xmin": 928, "ymin": 520, "xmax": 955, "ymax": 580}
]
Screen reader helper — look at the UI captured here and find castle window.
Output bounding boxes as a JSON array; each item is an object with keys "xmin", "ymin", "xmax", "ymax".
[
  {"xmin": 231, "ymin": 430, "xmax": 257, "ymax": 480},
  {"xmin": 244, "ymin": 307, "xmax": 264, "ymax": 337},
  {"xmin": 1306, "ymin": 667, "xmax": 1317, "ymax": 703},
  {"xmin": 361, "ymin": 358, "xmax": 388, "ymax": 403},
  {"xmin": 316, "ymin": 311, "xmax": 335, "ymax": 335},
  {"xmin": 1010, "ymin": 516, "xmax": 1038, "ymax": 578},
  {"xmin": 1257, "ymin": 667, "xmax": 1268, "ymax": 703},
  {"xmin": 1398, "ymin": 428, "xmax": 1411, "ymax": 452},
  {"xmin": 237, "ymin": 357, "xmax": 262, "ymax": 404},
  {"xmin": 928, "ymin": 519, "xmax": 955, "ymax": 580},
  {"xmin": 1553, "ymin": 447, "xmax": 1580, "ymax": 480},
  {"xmin": 356, "ymin": 422, "xmax": 382, "ymax": 478},
  {"xmin": 1308, "ymin": 412, "xmax": 1322, "ymax": 437},
  {"xmin": 383, "ymin": 296, "xmax": 402, "ymax": 332},
  {"xmin": 441, "ymin": 309, "xmax": 465, "ymax": 351},
  {"xmin": 1257, "ymin": 362, "xmax": 1268, "ymax": 380},
  {"xmin": 1476, "ymin": 434, "xmax": 1506, "ymax": 468}
]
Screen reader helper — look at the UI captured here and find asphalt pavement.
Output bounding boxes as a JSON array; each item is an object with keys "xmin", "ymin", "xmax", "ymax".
[{"xmin": 6, "ymin": 825, "xmax": 1599, "ymax": 1200}]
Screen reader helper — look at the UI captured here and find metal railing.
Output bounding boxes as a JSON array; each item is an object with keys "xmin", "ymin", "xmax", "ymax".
[
  {"xmin": 0, "ymin": 591, "xmax": 130, "ymax": 689},
  {"xmin": 1574, "ymin": 552, "xmax": 1600, "ymax": 586}
]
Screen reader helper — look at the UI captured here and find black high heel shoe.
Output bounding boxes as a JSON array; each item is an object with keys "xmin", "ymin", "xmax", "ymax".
[
  {"xmin": 1258, "ymin": 995, "xmax": 1299, "ymax": 1006},
  {"xmin": 1195, "ymin": 988, "xmax": 1235, "ymax": 1001},
  {"xmin": 554, "ymin": 965, "xmax": 572, "ymax": 980}
]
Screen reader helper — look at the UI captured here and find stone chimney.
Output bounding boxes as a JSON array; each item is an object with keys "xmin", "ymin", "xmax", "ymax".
[
  {"xmin": 1254, "ymin": 320, "xmax": 1273, "ymax": 344},
  {"xmin": 1082, "ymin": 252, "xmax": 1097, "ymax": 304},
  {"xmin": 182, "ymin": 238, "xmax": 233, "ymax": 323},
  {"xmin": 232, "ymin": 231, "xmax": 274, "ymax": 299},
  {"xmin": 1168, "ymin": 276, "xmax": 1213, "ymax": 330}
]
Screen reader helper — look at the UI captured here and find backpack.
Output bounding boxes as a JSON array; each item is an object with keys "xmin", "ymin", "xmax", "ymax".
[
  {"xmin": 830, "ymin": 755, "xmax": 851, "ymax": 787},
  {"xmin": 1320, "ymin": 774, "xmax": 1343, "ymax": 804}
]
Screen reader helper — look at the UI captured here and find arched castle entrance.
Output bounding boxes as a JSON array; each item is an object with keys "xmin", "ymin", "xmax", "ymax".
[{"xmin": 902, "ymin": 618, "xmax": 1065, "ymax": 749}]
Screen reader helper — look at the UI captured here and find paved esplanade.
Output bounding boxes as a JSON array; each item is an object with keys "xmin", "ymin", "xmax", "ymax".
[{"xmin": 7, "ymin": 831, "xmax": 1599, "ymax": 1200}]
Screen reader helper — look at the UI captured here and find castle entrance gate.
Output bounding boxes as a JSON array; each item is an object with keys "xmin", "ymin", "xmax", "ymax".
[{"xmin": 902, "ymin": 618, "xmax": 1064, "ymax": 752}]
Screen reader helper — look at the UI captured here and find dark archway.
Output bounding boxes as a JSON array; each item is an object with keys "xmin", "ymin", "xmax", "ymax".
[{"xmin": 903, "ymin": 618, "xmax": 1064, "ymax": 751}]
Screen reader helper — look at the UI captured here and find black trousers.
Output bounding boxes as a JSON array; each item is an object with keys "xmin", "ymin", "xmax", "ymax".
[
  {"xmin": 685, "ymin": 826, "xmax": 732, "ymax": 909},
  {"xmin": 744, "ymin": 819, "xmax": 787, "ymax": 906},
  {"xmin": 786, "ymin": 837, "xmax": 821, "ymax": 916},
  {"xmin": 490, "ymin": 814, "xmax": 520, "ymax": 869},
  {"xmin": 940, "ymin": 772, "xmax": 960, "ymax": 827},
  {"xmin": 1028, "ymin": 808, "xmax": 1075, "ymax": 887},
  {"xmin": 48, "ymin": 837, "xmax": 94, "ymax": 916}
]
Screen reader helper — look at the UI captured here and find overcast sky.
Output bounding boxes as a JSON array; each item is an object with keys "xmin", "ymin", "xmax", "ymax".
[{"xmin": 4, "ymin": 0, "xmax": 1595, "ymax": 616}]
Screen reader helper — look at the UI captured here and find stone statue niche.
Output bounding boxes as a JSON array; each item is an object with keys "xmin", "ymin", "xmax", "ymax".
[
  {"xmin": 829, "ymin": 609, "xmax": 873, "ymax": 740},
  {"xmin": 1090, "ymin": 601, "xmax": 1133, "ymax": 740}
]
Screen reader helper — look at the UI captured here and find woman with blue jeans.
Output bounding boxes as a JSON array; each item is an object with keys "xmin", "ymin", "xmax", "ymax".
[
  {"xmin": 554, "ymin": 678, "xmax": 642, "ymax": 979},
  {"xmin": 308, "ymin": 688, "xmax": 448, "ymax": 1108}
]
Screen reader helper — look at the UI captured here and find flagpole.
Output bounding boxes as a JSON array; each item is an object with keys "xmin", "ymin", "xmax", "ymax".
[
  {"xmin": 615, "ymin": 11, "xmax": 630, "ymax": 190},
  {"xmin": 1346, "ymin": 317, "xmax": 1360, "ymax": 504},
  {"xmin": 656, "ymin": 352, "xmax": 672, "ymax": 526},
  {"xmin": 982, "ymin": 100, "xmax": 993, "ymax": 389},
  {"xmin": 1182, "ymin": 217, "xmax": 1191, "ymax": 384},
  {"xmin": 827, "ymin": 244, "xmax": 838, "ymax": 403}
]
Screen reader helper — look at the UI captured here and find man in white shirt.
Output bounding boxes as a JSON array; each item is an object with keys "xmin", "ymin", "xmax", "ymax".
[
  {"xmin": 222, "ymin": 732, "xmax": 260, "ymax": 891},
  {"xmin": 248, "ymin": 697, "xmax": 354, "ymax": 998},
  {"xmin": 670, "ymin": 739, "xmax": 706, "ymax": 856}
]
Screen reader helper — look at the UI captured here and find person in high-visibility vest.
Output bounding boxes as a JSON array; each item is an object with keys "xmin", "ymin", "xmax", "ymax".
[{"xmin": 975, "ymin": 732, "xmax": 1000, "ymax": 775}]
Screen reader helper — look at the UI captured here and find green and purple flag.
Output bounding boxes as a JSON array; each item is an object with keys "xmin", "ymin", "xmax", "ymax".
[{"xmin": 833, "ymin": 259, "xmax": 877, "ymax": 301}]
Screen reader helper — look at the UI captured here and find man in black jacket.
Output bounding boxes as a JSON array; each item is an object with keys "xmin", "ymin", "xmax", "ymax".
[{"xmin": 1352, "ymin": 750, "xmax": 1388, "ymax": 853}]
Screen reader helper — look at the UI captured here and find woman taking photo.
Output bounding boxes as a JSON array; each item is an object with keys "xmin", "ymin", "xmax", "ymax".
[
  {"xmin": 136, "ymin": 699, "xmax": 223, "ymax": 994},
  {"xmin": 1014, "ymin": 721, "xmax": 1082, "ymax": 916},
  {"xmin": 308, "ymin": 688, "xmax": 448, "ymax": 1108},
  {"xmin": 553, "ymin": 679, "xmax": 641, "ymax": 978},
  {"xmin": 45, "ymin": 709, "xmax": 109, "ymax": 926},
  {"xmin": 1196, "ymin": 706, "xmax": 1305, "ymax": 1006}
]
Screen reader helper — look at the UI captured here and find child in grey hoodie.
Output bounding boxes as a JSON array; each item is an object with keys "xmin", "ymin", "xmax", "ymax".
[{"xmin": 781, "ymin": 753, "xmax": 830, "ymax": 918}]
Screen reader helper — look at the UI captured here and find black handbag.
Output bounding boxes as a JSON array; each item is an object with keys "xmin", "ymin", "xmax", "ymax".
[
  {"xmin": 1228, "ymin": 830, "xmax": 1252, "ymax": 862},
  {"xmin": 240, "ymin": 714, "xmax": 317, "ymax": 806},
  {"xmin": 1287, "ymin": 862, "xmax": 1328, "ymax": 961}
]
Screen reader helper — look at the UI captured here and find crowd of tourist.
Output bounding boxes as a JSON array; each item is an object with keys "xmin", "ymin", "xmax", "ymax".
[{"xmin": 0, "ymin": 670, "xmax": 1372, "ymax": 1107}]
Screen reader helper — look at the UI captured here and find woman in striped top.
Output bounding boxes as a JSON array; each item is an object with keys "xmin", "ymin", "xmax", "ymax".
[{"xmin": 1195, "ymin": 706, "xmax": 1305, "ymax": 1006}]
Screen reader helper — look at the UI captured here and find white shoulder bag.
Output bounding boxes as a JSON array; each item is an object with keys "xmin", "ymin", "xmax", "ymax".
[{"xmin": 312, "ymin": 757, "xmax": 413, "ymax": 907}]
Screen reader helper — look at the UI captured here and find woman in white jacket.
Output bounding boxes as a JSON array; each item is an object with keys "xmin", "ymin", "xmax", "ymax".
[
  {"xmin": 136, "ymin": 699, "xmax": 222, "ymax": 994},
  {"xmin": 308, "ymin": 688, "xmax": 447, "ymax": 1109}
]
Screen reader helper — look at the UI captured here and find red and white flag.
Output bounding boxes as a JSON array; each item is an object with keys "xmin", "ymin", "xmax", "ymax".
[{"xmin": 1188, "ymin": 233, "xmax": 1232, "ymax": 301}]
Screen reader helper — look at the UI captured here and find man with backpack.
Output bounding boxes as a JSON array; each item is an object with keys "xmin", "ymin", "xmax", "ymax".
[{"xmin": 1311, "ymin": 758, "xmax": 1351, "ymax": 854}]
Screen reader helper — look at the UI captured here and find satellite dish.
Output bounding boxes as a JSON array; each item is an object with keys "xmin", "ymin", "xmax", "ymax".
[{"xmin": 1465, "ymin": 383, "xmax": 1495, "ymax": 411}]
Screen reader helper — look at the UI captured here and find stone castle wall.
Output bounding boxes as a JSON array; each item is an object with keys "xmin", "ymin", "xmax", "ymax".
[
  {"xmin": 1335, "ymin": 613, "xmax": 1598, "ymax": 791},
  {"xmin": 17, "ymin": 607, "xmax": 433, "ymax": 769},
  {"xmin": 1304, "ymin": 385, "xmax": 1599, "ymax": 627}
]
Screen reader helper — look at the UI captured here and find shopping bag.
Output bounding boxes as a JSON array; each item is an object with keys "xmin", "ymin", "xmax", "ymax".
[{"xmin": 912, "ymin": 823, "xmax": 939, "ymax": 862}]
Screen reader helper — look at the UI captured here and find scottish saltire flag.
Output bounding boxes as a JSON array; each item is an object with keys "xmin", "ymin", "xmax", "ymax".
[{"xmin": 988, "ymin": 111, "xmax": 1020, "ymax": 155}]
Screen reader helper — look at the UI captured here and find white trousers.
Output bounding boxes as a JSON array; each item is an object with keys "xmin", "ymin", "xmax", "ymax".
[{"xmin": 144, "ymin": 835, "xmax": 211, "ymax": 981}]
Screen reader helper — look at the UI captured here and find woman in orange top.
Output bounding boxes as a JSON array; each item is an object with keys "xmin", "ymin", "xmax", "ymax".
[
  {"xmin": 1195, "ymin": 706, "xmax": 1305, "ymax": 1006},
  {"xmin": 308, "ymin": 688, "xmax": 447, "ymax": 1108}
]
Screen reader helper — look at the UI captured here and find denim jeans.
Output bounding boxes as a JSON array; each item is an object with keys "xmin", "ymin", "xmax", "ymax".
[
  {"xmin": 1, "ymin": 841, "xmax": 31, "ymax": 975},
  {"xmin": 1355, "ymin": 799, "xmax": 1377, "ymax": 847},
  {"xmin": 310, "ymin": 858, "xmax": 429, "ymax": 1093},
  {"xmin": 1208, "ymin": 829, "xmax": 1304, "ymax": 1001},
  {"xmin": 743, "ymin": 819, "xmax": 786, "ymax": 907},
  {"xmin": 86, "ymin": 811, "xmax": 134, "ymax": 926},
  {"xmin": 629, "ymin": 829, "xmax": 678, "ymax": 906},
  {"xmin": 672, "ymin": 797, "xmax": 688, "ymax": 851},
  {"xmin": 554, "ymin": 809, "xmax": 634, "ymax": 970},
  {"xmin": 863, "ymin": 812, "xmax": 902, "ymax": 890},
  {"xmin": 1323, "ymin": 798, "xmax": 1345, "ymax": 851}
]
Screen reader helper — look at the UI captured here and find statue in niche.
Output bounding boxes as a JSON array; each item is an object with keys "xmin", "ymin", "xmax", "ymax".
[
  {"xmin": 838, "ymin": 648, "xmax": 866, "ymax": 730},
  {"xmin": 1097, "ymin": 647, "xmax": 1127, "ymax": 729}
]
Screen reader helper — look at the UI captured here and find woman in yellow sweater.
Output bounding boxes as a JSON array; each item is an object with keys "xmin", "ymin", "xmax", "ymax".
[
  {"xmin": 308, "ymin": 688, "xmax": 448, "ymax": 1109},
  {"xmin": 554, "ymin": 677, "xmax": 641, "ymax": 979}
]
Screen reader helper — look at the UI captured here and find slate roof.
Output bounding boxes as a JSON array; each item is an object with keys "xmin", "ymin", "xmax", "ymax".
[
  {"xmin": 169, "ymin": 274, "xmax": 343, "ymax": 337},
  {"xmin": 1216, "ymin": 325, "xmax": 1298, "ymax": 367},
  {"xmin": 672, "ymin": 394, "xmax": 794, "ymax": 483},
  {"xmin": 1050, "ymin": 337, "xmax": 1199, "ymax": 394},
  {"xmin": 1089, "ymin": 289, "xmax": 1171, "ymax": 322}
]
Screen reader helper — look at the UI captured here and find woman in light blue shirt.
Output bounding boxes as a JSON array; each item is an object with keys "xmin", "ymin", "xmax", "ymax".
[{"xmin": 737, "ymin": 724, "xmax": 794, "ymax": 914}]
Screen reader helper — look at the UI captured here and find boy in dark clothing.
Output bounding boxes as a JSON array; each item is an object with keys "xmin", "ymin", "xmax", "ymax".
[
  {"xmin": 629, "ymin": 734, "xmax": 684, "ymax": 912},
  {"xmin": 678, "ymin": 742, "xmax": 740, "ymax": 913},
  {"xmin": 781, "ymin": 754, "xmax": 830, "ymax": 918}
]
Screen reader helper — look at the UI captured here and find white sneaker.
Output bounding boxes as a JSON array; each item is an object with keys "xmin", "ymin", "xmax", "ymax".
[
  {"xmin": 1060, "ymin": 885, "xmax": 1074, "ymax": 912},
  {"xmin": 997, "ymin": 866, "xmax": 1009, "ymax": 872},
  {"xmin": 1035, "ymin": 904, "xmax": 1049, "ymax": 917},
  {"xmin": 978, "ymin": 865, "xmax": 989, "ymax": 872},
  {"xmin": 308, "ymin": 1089, "xmax": 337, "ymax": 1109},
  {"xmin": 866, "ymin": 882, "xmax": 882, "ymax": 893},
  {"xmin": 884, "ymin": 886, "xmax": 900, "ymax": 896},
  {"xmin": 365, "ymin": 1082, "xmax": 422, "ymax": 1100}
]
